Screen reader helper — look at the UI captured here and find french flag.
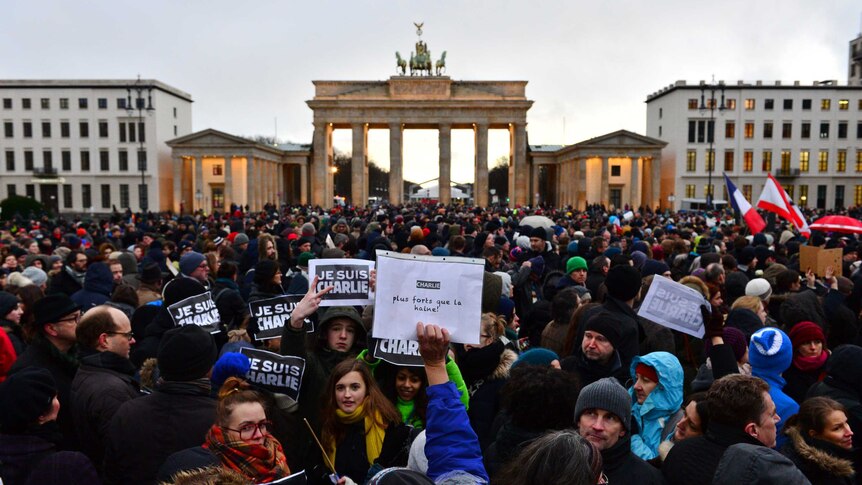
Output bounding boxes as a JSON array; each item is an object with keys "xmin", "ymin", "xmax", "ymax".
[{"xmin": 724, "ymin": 173, "xmax": 766, "ymax": 234}]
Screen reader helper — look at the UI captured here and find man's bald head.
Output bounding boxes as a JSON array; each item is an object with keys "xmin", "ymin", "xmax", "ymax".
[
  {"xmin": 76, "ymin": 305, "xmax": 131, "ymax": 351},
  {"xmin": 410, "ymin": 245, "xmax": 432, "ymax": 256}
]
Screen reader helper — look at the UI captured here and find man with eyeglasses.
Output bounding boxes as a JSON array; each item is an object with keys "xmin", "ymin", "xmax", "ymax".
[
  {"xmin": 8, "ymin": 293, "xmax": 82, "ymax": 450},
  {"xmin": 70, "ymin": 305, "xmax": 142, "ymax": 470},
  {"xmin": 179, "ymin": 251, "xmax": 212, "ymax": 290},
  {"xmin": 48, "ymin": 250, "xmax": 88, "ymax": 297}
]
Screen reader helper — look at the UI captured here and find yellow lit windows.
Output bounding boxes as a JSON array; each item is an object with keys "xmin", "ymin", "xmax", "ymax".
[
  {"xmin": 839, "ymin": 99, "xmax": 849, "ymax": 110},
  {"xmin": 688, "ymin": 99, "xmax": 698, "ymax": 109},
  {"xmin": 799, "ymin": 150, "xmax": 809, "ymax": 172},
  {"xmin": 799, "ymin": 185, "xmax": 808, "ymax": 206},
  {"xmin": 706, "ymin": 150, "xmax": 715, "ymax": 171},
  {"xmin": 855, "ymin": 185, "xmax": 862, "ymax": 206},
  {"xmin": 781, "ymin": 150, "xmax": 791, "ymax": 172},
  {"xmin": 744, "ymin": 122, "xmax": 754, "ymax": 138},
  {"xmin": 821, "ymin": 99, "xmax": 831, "ymax": 110},
  {"xmin": 743, "ymin": 184, "xmax": 753, "ymax": 200},
  {"xmin": 818, "ymin": 150, "xmax": 828, "ymax": 172},
  {"xmin": 762, "ymin": 151, "xmax": 772, "ymax": 172},
  {"xmin": 744, "ymin": 151, "xmax": 753, "ymax": 172},
  {"xmin": 686, "ymin": 150, "xmax": 696, "ymax": 172},
  {"xmin": 744, "ymin": 99, "xmax": 755, "ymax": 110},
  {"xmin": 685, "ymin": 184, "xmax": 696, "ymax": 198},
  {"xmin": 837, "ymin": 150, "xmax": 846, "ymax": 172},
  {"xmin": 725, "ymin": 121, "xmax": 735, "ymax": 139},
  {"xmin": 724, "ymin": 150, "xmax": 734, "ymax": 172}
]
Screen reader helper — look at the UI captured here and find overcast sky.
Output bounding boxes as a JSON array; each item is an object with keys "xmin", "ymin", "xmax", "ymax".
[{"xmin": 3, "ymin": 1, "xmax": 860, "ymax": 184}]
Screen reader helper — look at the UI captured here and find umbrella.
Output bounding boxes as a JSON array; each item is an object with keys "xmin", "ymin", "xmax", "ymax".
[
  {"xmin": 519, "ymin": 215, "xmax": 554, "ymax": 229},
  {"xmin": 809, "ymin": 215, "xmax": 862, "ymax": 234}
]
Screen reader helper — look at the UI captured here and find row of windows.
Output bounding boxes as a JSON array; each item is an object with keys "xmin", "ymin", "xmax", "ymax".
[
  {"xmin": 3, "ymin": 120, "xmax": 146, "ymax": 141},
  {"xmin": 7, "ymin": 184, "xmax": 133, "ymax": 209},
  {"xmin": 687, "ymin": 120, "xmax": 862, "ymax": 143},
  {"xmin": 685, "ymin": 149, "xmax": 861, "ymax": 173},
  {"xmin": 4, "ymin": 148, "xmax": 146, "ymax": 172},
  {"xmin": 681, "ymin": 184, "xmax": 862, "ymax": 207},
  {"xmin": 1, "ymin": 97, "xmax": 143, "ymax": 111},
  {"xmin": 686, "ymin": 97, "xmax": 862, "ymax": 111}
]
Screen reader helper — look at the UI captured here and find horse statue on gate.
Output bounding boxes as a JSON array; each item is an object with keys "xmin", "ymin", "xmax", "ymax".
[
  {"xmin": 395, "ymin": 52, "xmax": 407, "ymax": 75},
  {"xmin": 435, "ymin": 51, "xmax": 447, "ymax": 76},
  {"xmin": 410, "ymin": 50, "xmax": 432, "ymax": 76}
]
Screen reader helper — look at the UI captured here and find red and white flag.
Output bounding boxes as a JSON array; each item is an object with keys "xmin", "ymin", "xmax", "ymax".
[{"xmin": 756, "ymin": 174, "xmax": 810, "ymax": 237}]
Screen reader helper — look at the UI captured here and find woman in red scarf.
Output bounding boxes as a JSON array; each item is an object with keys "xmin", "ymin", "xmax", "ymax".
[
  {"xmin": 204, "ymin": 376, "xmax": 292, "ymax": 483},
  {"xmin": 784, "ymin": 321, "xmax": 830, "ymax": 404}
]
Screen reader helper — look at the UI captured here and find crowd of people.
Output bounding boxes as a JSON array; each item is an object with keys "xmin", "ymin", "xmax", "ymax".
[{"xmin": 0, "ymin": 201, "xmax": 861, "ymax": 484}]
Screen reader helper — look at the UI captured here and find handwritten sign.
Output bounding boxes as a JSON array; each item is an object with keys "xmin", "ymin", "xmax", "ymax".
[
  {"xmin": 248, "ymin": 295, "xmax": 312, "ymax": 341},
  {"xmin": 308, "ymin": 259, "xmax": 375, "ymax": 306},
  {"xmin": 372, "ymin": 337, "xmax": 424, "ymax": 367},
  {"xmin": 168, "ymin": 292, "xmax": 221, "ymax": 334},
  {"xmin": 373, "ymin": 250, "xmax": 483, "ymax": 344},
  {"xmin": 637, "ymin": 276, "xmax": 707, "ymax": 338},
  {"xmin": 241, "ymin": 348, "xmax": 306, "ymax": 402}
]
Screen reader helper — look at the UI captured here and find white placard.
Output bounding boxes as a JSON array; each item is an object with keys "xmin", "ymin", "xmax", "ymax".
[
  {"xmin": 373, "ymin": 250, "xmax": 484, "ymax": 344},
  {"xmin": 637, "ymin": 275, "xmax": 708, "ymax": 338},
  {"xmin": 308, "ymin": 258, "xmax": 375, "ymax": 306}
]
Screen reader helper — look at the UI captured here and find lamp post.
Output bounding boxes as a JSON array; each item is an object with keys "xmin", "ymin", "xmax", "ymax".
[
  {"xmin": 698, "ymin": 80, "xmax": 726, "ymax": 210},
  {"xmin": 126, "ymin": 75, "xmax": 154, "ymax": 213}
]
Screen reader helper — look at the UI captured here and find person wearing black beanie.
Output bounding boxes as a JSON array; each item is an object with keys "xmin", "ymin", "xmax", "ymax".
[{"xmin": 246, "ymin": 259, "xmax": 285, "ymax": 341}]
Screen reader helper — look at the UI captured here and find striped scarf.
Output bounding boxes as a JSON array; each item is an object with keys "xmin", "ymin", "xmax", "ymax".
[{"xmin": 204, "ymin": 425, "xmax": 291, "ymax": 483}]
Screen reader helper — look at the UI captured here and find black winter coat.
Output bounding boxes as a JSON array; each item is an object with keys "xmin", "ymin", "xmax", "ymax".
[
  {"xmin": 601, "ymin": 435, "xmax": 666, "ymax": 485},
  {"xmin": 70, "ymin": 263, "xmax": 114, "ymax": 312},
  {"xmin": 48, "ymin": 267, "xmax": 84, "ymax": 297},
  {"xmin": 0, "ymin": 431, "xmax": 99, "ymax": 485},
  {"xmin": 211, "ymin": 278, "xmax": 247, "ymax": 331},
  {"xmin": 780, "ymin": 426, "xmax": 856, "ymax": 485},
  {"xmin": 783, "ymin": 359, "xmax": 827, "ymax": 405},
  {"xmin": 103, "ymin": 380, "xmax": 216, "ymax": 485},
  {"xmin": 662, "ymin": 422, "xmax": 764, "ymax": 485},
  {"xmin": 457, "ymin": 341, "xmax": 517, "ymax": 452}
]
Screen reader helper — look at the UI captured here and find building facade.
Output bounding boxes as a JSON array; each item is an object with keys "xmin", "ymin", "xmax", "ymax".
[
  {"xmin": 0, "ymin": 79, "xmax": 193, "ymax": 214},
  {"xmin": 646, "ymin": 80, "xmax": 862, "ymax": 210}
]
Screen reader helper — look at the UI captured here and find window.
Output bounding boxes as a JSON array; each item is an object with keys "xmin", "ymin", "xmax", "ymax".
[
  {"xmin": 762, "ymin": 151, "xmax": 772, "ymax": 171},
  {"xmin": 138, "ymin": 122, "xmax": 145, "ymax": 142},
  {"xmin": 82, "ymin": 184, "xmax": 92, "ymax": 208},
  {"xmin": 119, "ymin": 150, "xmax": 128, "ymax": 171},
  {"xmin": 119, "ymin": 184, "xmax": 129, "ymax": 208},
  {"xmin": 821, "ymin": 99, "xmax": 830, "ymax": 110},
  {"xmin": 686, "ymin": 150, "xmax": 696, "ymax": 172},
  {"xmin": 173, "ymin": 107, "xmax": 177, "ymax": 118},
  {"xmin": 2, "ymin": 98, "xmax": 11, "ymax": 109},
  {"xmin": 80, "ymin": 150, "xmax": 90, "ymax": 171},
  {"xmin": 78, "ymin": 98, "xmax": 88, "ymax": 109},
  {"xmin": 97, "ymin": 98, "xmax": 107, "ymax": 109},
  {"xmin": 743, "ymin": 185, "xmax": 753, "ymax": 200},
  {"xmin": 781, "ymin": 150, "xmax": 791, "ymax": 171},
  {"xmin": 22, "ymin": 98, "xmax": 31, "ymax": 109},
  {"xmin": 744, "ymin": 122, "xmax": 754, "ymax": 138},
  {"xmin": 783, "ymin": 99, "xmax": 793, "ymax": 110},
  {"xmin": 137, "ymin": 150, "xmax": 147, "ymax": 172},
  {"xmin": 859, "ymin": 99, "xmax": 862, "ymax": 110},
  {"xmin": 128, "ymin": 122, "xmax": 136, "ymax": 142},
  {"xmin": 688, "ymin": 99, "xmax": 698, "ymax": 109},
  {"xmin": 25, "ymin": 185, "xmax": 34, "ymax": 199},
  {"xmin": 23, "ymin": 121, "xmax": 32, "ymax": 138},
  {"xmin": 118, "ymin": 122, "xmax": 126, "ymax": 142},
  {"xmin": 98, "ymin": 121, "xmax": 108, "ymax": 138},
  {"xmin": 63, "ymin": 185, "xmax": 72, "ymax": 209},
  {"xmin": 59, "ymin": 121, "xmax": 69, "ymax": 138},
  {"xmin": 59, "ymin": 98, "xmax": 69, "ymax": 110},
  {"xmin": 659, "ymin": 126, "xmax": 662, "ymax": 137},
  {"xmin": 79, "ymin": 121, "xmax": 89, "ymax": 138},
  {"xmin": 685, "ymin": 184, "xmax": 696, "ymax": 198},
  {"xmin": 838, "ymin": 122, "xmax": 848, "ymax": 139},
  {"xmin": 837, "ymin": 150, "xmax": 847, "ymax": 172},
  {"xmin": 782, "ymin": 122, "xmax": 792, "ymax": 138},
  {"xmin": 41, "ymin": 121, "xmax": 51, "ymax": 138},
  {"xmin": 117, "ymin": 98, "xmax": 126, "ymax": 109},
  {"xmin": 704, "ymin": 185, "xmax": 715, "ymax": 198},
  {"xmin": 765, "ymin": 99, "xmax": 774, "ymax": 110},
  {"xmin": 801, "ymin": 122, "xmax": 811, "ymax": 139},
  {"xmin": 785, "ymin": 185, "xmax": 794, "ymax": 199},
  {"xmin": 3, "ymin": 122, "xmax": 12, "ymax": 137},
  {"xmin": 724, "ymin": 150, "xmax": 734, "ymax": 171},
  {"xmin": 706, "ymin": 149, "xmax": 715, "ymax": 171},
  {"xmin": 101, "ymin": 184, "xmax": 111, "ymax": 209},
  {"xmin": 610, "ymin": 165, "xmax": 621, "ymax": 177},
  {"xmin": 836, "ymin": 186, "xmax": 845, "ymax": 208},
  {"xmin": 857, "ymin": 122, "xmax": 862, "ymax": 138},
  {"xmin": 42, "ymin": 150, "xmax": 52, "ymax": 170},
  {"xmin": 99, "ymin": 150, "xmax": 110, "ymax": 171},
  {"xmin": 62, "ymin": 150, "xmax": 71, "ymax": 171},
  {"xmin": 5, "ymin": 150, "xmax": 14, "ymax": 171},
  {"xmin": 744, "ymin": 151, "xmax": 753, "ymax": 172},
  {"xmin": 213, "ymin": 164, "xmax": 223, "ymax": 176},
  {"xmin": 726, "ymin": 99, "xmax": 736, "ymax": 110},
  {"xmin": 24, "ymin": 150, "xmax": 33, "ymax": 171},
  {"xmin": 173, "ymin": 125, "xmax": 177, "ymax": 136},
  {"xmin": 802, "ymin": 99, "xmax": 812, "ymax": 110},
  {"xmin": 744, "ymin": 99, "xmax": 755, "ymax": 110},
  {"xmin": 763, "ymin": 122, "xmax": 773, "ymax": 138},
  {"xmin": 7, "ymin": 185, "xmax": 15, "ymax": 197},
  {"xmin": 799, "ymin": 150, "xmax": 810, "ymax": 172},
  {"xmin": 839, "ymin": 99, "xmax": 849, "ymax": 110},
  {"xmin": 799, "ymin": 185, "xmax": 808, "ymax": 206},
  {"xmin": 856, "ymin": 186, "xmax": 862, "ymax": 206},
  {"xmin": 725, "ymin": 121, "xmax": 735, "ymax": 139},
  {"xmin": 40, "ymin": 98, "xmax": 50, "ymax": 109},
  {"xmin": 857, "ymin": 151, "xmax": 862, "ymax": 172},
  {"xmin": 820, "ymin": 122, "xmax": 829, "ymax": 139},
  {"xmin": 819, "ymin": 151, "xmax": 828, "ymax": 172}
]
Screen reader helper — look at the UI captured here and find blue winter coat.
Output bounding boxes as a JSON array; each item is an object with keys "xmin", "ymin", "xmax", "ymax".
[
  {"xmin": 752, "ymin": 367, "xmax": 799, "ymax": 449},
  {"xmin": 628, "ymin": 351, "xmax": 684, "ymax": 460},
  {"xmin": 71, "ymin": 263, "xmax": 114, "ymax": 312},
  {"xmin": 425, "ymin": 382, "xmax": 489, "ymax": 482}
]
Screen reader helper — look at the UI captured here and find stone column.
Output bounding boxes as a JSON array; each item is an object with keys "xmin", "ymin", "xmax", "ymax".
[
  {"xmin": 311, "ymin": 122, "xmax": 330, "ymax": 207},
  {"xmin": 224, "ymin": 155, "xmax": 233, "ymax": 211},
  {"xmin": 508, "ymin": 125, "xmax": 515, "ymax": 205},
  {"xmin": 194, "ymin": 155, "xmax": 203, "ymax": 212},
  {"xmin": 389, "ymin": 122, "xmax": 403, "ymax": 204},
  {"xmin": 173, "ymin": 156, "xmax": 183, "ymax": 213},
  {"xmin": 351, "ymin": 123, "xmax": 368, "ymax": 206},
  {"xmin": 277, "ymin": 163, "xmax": 285, "ymax": 206},
  {"xmin": 256, "ymin": 158, "xmax": 265, "ymax": 210},
  {"xmin": 245, "ymin": 154, "xmax": 254, "ymax": 210},
  {"xmin": 531, "ymin": 163, "xmax": 540, "ymax": 205},
  {"xmin": 630, "ymin": 155, "xmax": 640, "ymax": 210},
  {"xmin": 651, "ymin": 152, "xmax": 661, "ymax": 209},
  {"xmin": 600, "ymin": 156, "xmax": 610, "ymax": 206},
  {"xmin": 300, "ymin": 163, "xmax": 309, "ymax": 205},
  {"xmin": 513, "ymin": 123, "xmax": 528, "ymax": 206},
  {"xmin": 474, "ymin": 123, "xmax": 489, "ymax": 207},
  {"xmin": 438, "ymin": 123, "xmax": 452, "ymax": 204}
]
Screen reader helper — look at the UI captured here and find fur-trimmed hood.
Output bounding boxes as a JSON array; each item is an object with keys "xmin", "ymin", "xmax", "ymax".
[
  {"xmin": 784, "ymin": 425, "xmax": 855, "ymax": 478},
  {"xmin": 491, "ymin": 348, "xmax": 517, "ymax": 380}
]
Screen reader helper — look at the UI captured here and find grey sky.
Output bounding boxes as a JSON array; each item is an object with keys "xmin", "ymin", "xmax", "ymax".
[{"xmin": 3, "ymin": 1, "xmax": 860, "ymax": 184}]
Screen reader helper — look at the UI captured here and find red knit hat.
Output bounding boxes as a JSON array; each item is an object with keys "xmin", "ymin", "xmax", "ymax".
[
  {"xmin": 788, "ymin": 321, "xmax": 826, "ymax": 349},
  {"xmin": 635, "ymin": 363, "xmax": 659, "ymax": 383}
]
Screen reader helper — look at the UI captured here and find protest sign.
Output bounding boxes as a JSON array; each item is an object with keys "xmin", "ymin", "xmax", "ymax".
[
  {"xmin": 637, "ymin": 276, "xmax": 707, "ymax": 338},
  {"xmin": 308, "ymin": 258, "xmax": 375, "ymax": 306},
  {"xmin": 248, "ymin": 295, "xmax": 312, "ymax": 341},
  {"xmin": 372, "ymin": 250, "xmax": 484, "ymax": 344},
  {"xmin": 241, "ymin": 348, "xmax": 306, "ymax": 402},
  {"xmin": 168, "ymin": 292, "xmax": 221, "ymax": 334},
  {"xmin": 800, "ymin": 246, "xmax": 842, "ymax": 278},
  {"xmin": 371, "ymin": 337, "xmax": 424, "ymax": 367}
]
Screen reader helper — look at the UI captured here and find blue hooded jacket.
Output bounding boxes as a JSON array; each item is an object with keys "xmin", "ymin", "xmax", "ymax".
[
  {"xmin": 749, "ymin": 326, "xmax": 797, "ymax": 449},
  {"xmin": 71, "ymin": 262, "xmax": 114, "ymax": 312},
  {"xmin": 628, "ymin": 351, "xmax": 684, "ymax": 460}
]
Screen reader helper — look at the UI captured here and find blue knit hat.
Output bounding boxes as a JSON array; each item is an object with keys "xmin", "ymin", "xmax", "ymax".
[
  {"xmin": 179, "ymin": 251, "xmax": 206, "ymax": 276},
  {"xmin": 211, "ymin": 352, "xmax": 251, "ymax": 392},
  {"xmin": 749, "ymin": 327, "xmax": 792, "ymax": 376},
  {"xmin": 512, "ymin": 348, "xmax": 559, "ymax": 370}
]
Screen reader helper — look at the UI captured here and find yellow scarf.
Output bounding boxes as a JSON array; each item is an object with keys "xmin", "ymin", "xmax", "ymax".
[{"xmin": 326, "ymin": 402, "xmax": 387, "ymax": 468}]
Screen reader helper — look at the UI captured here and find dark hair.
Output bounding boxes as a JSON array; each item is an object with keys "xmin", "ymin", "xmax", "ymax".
[
  {"xmin": 551, "ymin": 287, "xmax": 580, "ymax": 328},
  {"xmin": 707, "ymin": 375, "xmax": 770, "ymax": 428},
  {"xmin": 496, "ymin": 429, "xmax": 602, "ymax": 485},
  {"xmin": 65, "ymin": 250, "xmax": 85, "ymax": 266},
  {"xmin": 76, "ymin": 306, "xmax": 121, "ymax": 350},
  {"xmin": 683, "ymin": 391, "xmax": 710, "ymax": 434},
  {"xmin": 502, "ymin": 366, "xmax": 580, "ymax": 431},
  {"xmin": 377, "ymin": 365, "xmax": 429, "ymax": 425},
  {"xmin": 562, "ymin": 302, "xmax": 601, "ymax": 356},
  {"xmin": 111, "ymin": 284, "xmax": 139, "ymax": 308},
  {"xmin": 482, "ymin": 246, "xmax": 501, "ymax": 259},
  {"xmin": 215, "ymin": 376, "xmax": 265, "ymax": 427},
  {"xmin": 217, "ymin": 260, "xmax": 238, "ymax": 280},
  {"xmin": 783, "ymin": 396, "xmax": 846, "ymax": 437},
  {"xmin": 12, "ymin": 284, "xmax": 44, "ymax": 342}
]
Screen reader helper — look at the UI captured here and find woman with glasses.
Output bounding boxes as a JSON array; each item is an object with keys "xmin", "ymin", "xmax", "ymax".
[{"xmin": 203, "ymin": 376, "xmax": 292, "ymax": 483}]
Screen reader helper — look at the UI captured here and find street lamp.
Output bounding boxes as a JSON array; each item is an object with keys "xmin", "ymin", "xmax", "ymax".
[
  {"xmin": 698, "ymin": 80, "xmax": 726, "ymax": 210},
  {"xmin": 126, "ymin": 75, "xmax": 155, "ymax": 213}
]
